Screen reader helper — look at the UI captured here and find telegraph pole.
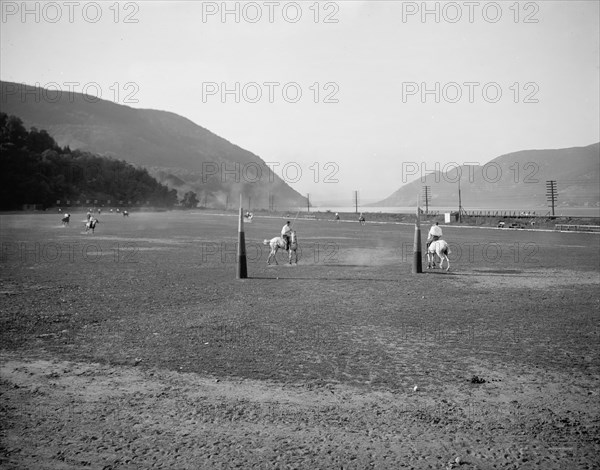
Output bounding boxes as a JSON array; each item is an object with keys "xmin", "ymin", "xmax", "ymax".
[
  {"xmin": 268, "ymin": 193, "xmax": 274, "ymax": 212},
  {"xmin": 422, "ymin": 185, "xmax": 431, "ymax": 214},
  {"xmin": 546, "ymin": 180, "xmax": 557, "ymax": 216},
  {"xmin": 306, "ymin": 193, "xmax": 310, "ymax": 213},
  {"xmin": 458, "ymin": 177, "xmax": 463, "ymax": 223},
  {"xmin": 354, "ymin": 190, "xmax": 359, "ymax": 214}
]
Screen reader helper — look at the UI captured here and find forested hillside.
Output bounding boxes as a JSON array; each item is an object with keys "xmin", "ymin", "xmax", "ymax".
[{"xmin": 0, "ymin": 113, "xmax": 178, "ymax": 210}]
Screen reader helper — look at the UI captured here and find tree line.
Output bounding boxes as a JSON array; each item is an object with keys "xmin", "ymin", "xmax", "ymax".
[{"xmin": 0, "ymin": 113, "xmax": 178, "ymax": 210}]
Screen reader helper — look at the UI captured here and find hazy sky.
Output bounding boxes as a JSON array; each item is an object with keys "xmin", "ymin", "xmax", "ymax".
[{"xmin": 1, "ymin": 1, "xmax": 599, "ymax": 204}]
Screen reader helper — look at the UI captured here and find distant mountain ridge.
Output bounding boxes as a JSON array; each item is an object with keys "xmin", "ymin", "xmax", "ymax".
[
  {"xmin": 373, "ymin": 143, "xmax": 600, "ymax": 209},
  {"xmin": 0, "ymin": 81, "xmax": 306, "ymax": 209}
]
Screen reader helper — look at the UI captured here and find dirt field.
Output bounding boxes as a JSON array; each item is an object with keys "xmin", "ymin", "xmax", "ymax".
[{"xmin": 1, "ymin": 211, "xmax": 599, "ymax": 469}]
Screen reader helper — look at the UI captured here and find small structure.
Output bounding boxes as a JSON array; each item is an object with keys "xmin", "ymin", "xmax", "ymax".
[{"xmin": 444, "ymin": 212, "xmax": 460, "ymax": 223}]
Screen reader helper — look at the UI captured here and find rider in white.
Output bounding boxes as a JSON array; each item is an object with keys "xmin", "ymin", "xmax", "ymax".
[
  {"xmin": 281, "ymin": 221, "xmax": 292, "ymax": 250},
  {"xmin": 427, "ymin": 222, "xmax": 443, "ymax": 248}
]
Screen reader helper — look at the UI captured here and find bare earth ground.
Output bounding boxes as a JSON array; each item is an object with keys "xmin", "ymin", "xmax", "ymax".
[{"xmin": 1, "ymin": 211, "xmax": 599, "ymax": 469}]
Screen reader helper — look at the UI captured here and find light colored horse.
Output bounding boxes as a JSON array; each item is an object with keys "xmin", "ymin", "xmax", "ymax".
[
  {"xmin": 427, "ymin": 239, "xmax": 451, "ymax": 271},
  {"xmin": 263, "ymin": 230, "xmax": 298, "ymax": 265}
]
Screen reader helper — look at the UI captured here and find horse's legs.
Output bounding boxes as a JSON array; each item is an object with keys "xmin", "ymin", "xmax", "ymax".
[{"xmin": 439, "ymin": 254, "xmax": 449, "ymax": 271}]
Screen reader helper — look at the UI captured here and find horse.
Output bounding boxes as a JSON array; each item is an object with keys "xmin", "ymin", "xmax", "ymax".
[
  {"xmin": 427, "ymin": 239, "xmax": 451, "ymax": 271},
  {"xmin": 61, "ymin": 214, "xmax": 70, "ymax": 226},
  {"xmin": 85, "ymin": 218, "xmax": 99, "ymax": 234},
  {"xmin": 263, "ymin": 230, "xmax": 298, "ymax": 265},
  {"xmin": 123, "ymin": 210, "xmax": 129, "ymax": 217}
]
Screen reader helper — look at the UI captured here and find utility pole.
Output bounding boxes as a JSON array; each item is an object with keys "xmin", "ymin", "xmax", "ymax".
[
  {"xmin": 458, "ymin": 177, "xmax": 463, "ymax": 223},
  {"xmin": 422, "ymin": 185, "xmax": 431, "ymax": 214},
  {"xmin": 306, "ymin": 193, "xmax": 310, "ymax": 213},
  {"xmin": 546, "ymin": 180, "xmax": 557, "ymax": 216},
  {"xmin": 354, "ymin": 191, "xmax": 359, "ymax": 214}
]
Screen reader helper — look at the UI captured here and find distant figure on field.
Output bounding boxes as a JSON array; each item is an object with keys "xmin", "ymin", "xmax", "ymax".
[
  {"xmin": 61, "ymin": 213, "xmax": 70, "ymax": 226},
  {"xmin": 85, "ymin": 216, "xmax": 98, "ymax": 233},
  {"xmin": 123, "ymin": 210, "xmax": 129, "ymax": 217},
  {"xmin": 358, "ymin": 213, "xmax": 365, "ymax": 225},
  {"xmin": 427, "ymin": 222, "xmax": 443, "ymax": 248},
  {"xmin": 281, "ymin": 220, "xmax": 292, "ymax": 250},
  {"xmin": 86, "ymin": 210, "xmax": 92, "ymax": 221},
  {"xmin": 334, "ymin": 213, "xmax": 340, "ymax": 223}
]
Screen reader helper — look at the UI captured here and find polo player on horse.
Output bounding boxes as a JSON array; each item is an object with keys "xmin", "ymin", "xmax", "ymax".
[
  {"xmin": 426, "ymin": 222, "xmax": 443, "ymax": 268},
  {"xmin": 427, "ymin": 222, "xmax": 443, "ymax": 247},
  {"xmin": 281, "ymin": 220, "xmax": 292, "ymax": 250}
]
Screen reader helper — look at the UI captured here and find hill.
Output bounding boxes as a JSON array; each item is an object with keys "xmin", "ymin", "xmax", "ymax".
[
  {"xmin": 373, "ymin": 143, "xmax": 600, "ymax": 209},
  {"xmin": 0, "ymin": 81, "xmax": 306, "ymax": 210},
  {"xmin": 0, "ymin": 113, "xmax": 178, "ymax": 210}
]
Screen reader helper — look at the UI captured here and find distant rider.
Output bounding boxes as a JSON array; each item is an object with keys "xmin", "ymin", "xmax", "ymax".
[{"xmin": 281, "ymin": 221, "xmax": 292, "ymax": 250}]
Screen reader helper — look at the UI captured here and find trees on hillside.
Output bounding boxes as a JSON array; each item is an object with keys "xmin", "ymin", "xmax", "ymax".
[{"xmin": 0, "ymin": 113, "xmax": 178, "ymax": 210}]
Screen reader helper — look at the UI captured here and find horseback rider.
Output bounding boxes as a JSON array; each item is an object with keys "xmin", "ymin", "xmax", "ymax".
[
  {"xmin": 427, "ymin": 222, "xmax": 443, "ymax": 248},
  {"xmin": 281, "ymin": 220, "xmax": 292, "ymax": 250}
]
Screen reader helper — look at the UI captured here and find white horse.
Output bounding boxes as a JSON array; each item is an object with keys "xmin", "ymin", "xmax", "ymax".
[
  {"xmin": 427, "ymin": 239, "xmax": 451, "ymax": 271},
  {"xmin": 263, "ymin": 230, "xmax": 298, "ymax": 265}
]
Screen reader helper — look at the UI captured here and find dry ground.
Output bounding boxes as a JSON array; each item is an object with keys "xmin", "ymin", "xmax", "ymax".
[{"xmin": 1, "ymin": 211, "xmax": 599, "ymax": 469}]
